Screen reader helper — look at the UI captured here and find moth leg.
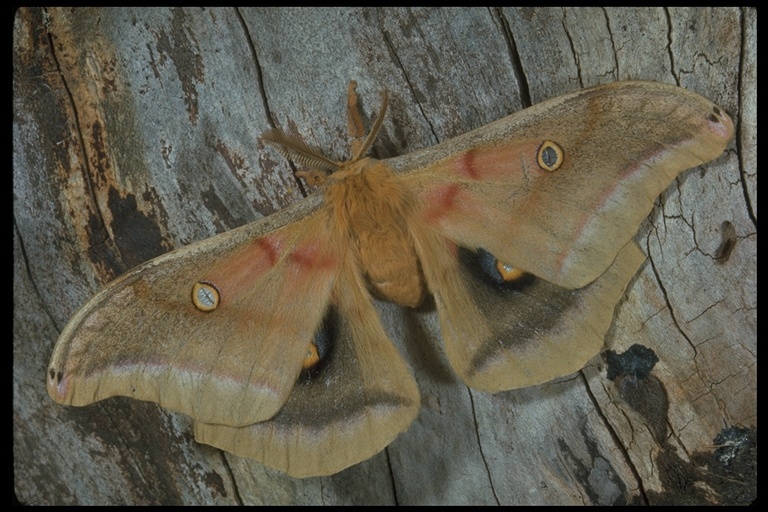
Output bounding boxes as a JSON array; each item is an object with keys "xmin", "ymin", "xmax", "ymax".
[
  {"xmin": 347, "ymin": 80, "xmax": 366, "ymax": 156},
  {"xmin": 347, "ymin": 84, "xmax": 389, "ymax": 162}
]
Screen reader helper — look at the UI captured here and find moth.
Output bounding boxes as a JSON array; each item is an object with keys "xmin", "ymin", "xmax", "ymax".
[{"xmin": 47, "ymin": 81, "xmax": 734, "ymax": 478}]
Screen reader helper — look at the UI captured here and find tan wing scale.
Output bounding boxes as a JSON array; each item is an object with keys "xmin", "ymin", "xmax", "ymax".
[{"xmin": 48, "ymin": 199, "xmax": 346, "ymax": 427}]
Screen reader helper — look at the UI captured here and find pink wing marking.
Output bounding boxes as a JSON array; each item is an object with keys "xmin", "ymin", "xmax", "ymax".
[
  {"xmin": 288, "ymin": 241, "xmax": 339, "ymax": 273},
  {"xmin": 198, "ymin": 235, "xmax": 284, "ymax": 306},
  {"xmin": 451, "ymin": 141, "xmax": 540, "ymax": 181}
]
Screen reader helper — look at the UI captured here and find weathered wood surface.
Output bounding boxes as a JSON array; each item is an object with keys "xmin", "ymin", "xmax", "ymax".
[{"xmin": 14, "ymin": 7, "xmax": 755, "ymax": 505}]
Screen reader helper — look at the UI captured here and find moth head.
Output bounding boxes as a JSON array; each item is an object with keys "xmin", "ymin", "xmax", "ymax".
[{"xmin": 261, "ymin": 86, "xmax": 389, "ymax": 186}]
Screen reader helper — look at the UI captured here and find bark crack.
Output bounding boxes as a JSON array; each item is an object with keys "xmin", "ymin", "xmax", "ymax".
[
  {"xmin": 467, "ymin": 390, "xmax": 500, "ymax": 504},
  {"xmin": 379, "ymin": 17, "xmax": 438, "ymax": 144},
  {"xmin": 737, "ymin": 8, "xmax": 757, "ymax": 228},
  {"xmin": 585, "ymin": 374, "xmax": 649, "ymax": 504},
  {"xmin": 561, "ymin": 9, "xmax": 584, "ymax": 88},
  {"xmin": 234, "ymin": 8, "xmax": 309, "ymax": 199},
  {"xmin": 493, "ymin": 8, "xmax": 531, "ymax": 107},
  {"xmin": 663, "ymin": 8, "xmax": 679, "ymax": 85},
  {"xmin": 42, "ymin": 8, "xmax": 122, "ymax": 263},
  {"xmin": 601, "ymin": 8, "xmax": 620, "ymax": 79}
]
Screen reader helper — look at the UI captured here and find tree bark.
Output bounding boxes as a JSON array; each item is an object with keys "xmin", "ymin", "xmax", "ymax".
[{"xmin": 14, "ymin": 7, "xmax": 755, "ymax": 505}]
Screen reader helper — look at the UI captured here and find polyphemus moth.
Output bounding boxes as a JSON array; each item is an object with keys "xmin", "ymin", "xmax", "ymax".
[{"xmin": 47, "ymin": 80, "xmax": 734, "ymax": 478}]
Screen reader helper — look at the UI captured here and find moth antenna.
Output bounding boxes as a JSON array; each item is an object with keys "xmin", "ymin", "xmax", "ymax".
[
  {"xmin": 351, "ymin": 90, "xmax": 389, "ymax": 162},
  {"xmin": 261, "ymin": 129, "xmax": 340, "ymax": 172}
]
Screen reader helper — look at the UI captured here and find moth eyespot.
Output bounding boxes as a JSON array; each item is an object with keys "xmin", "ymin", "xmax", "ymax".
[
  {"xmin": 537, "ymin": 140, "xmax": 564, "ymax": 171},
  {"xmin": 496, "ymin": 260, "xmax": 526, "ymax": 282},
  {"xmin": 302, "ymin": 342, "xmax": 321, "ymax": 370},
  {"xmin": 299, "ymin": 308, "xmax": 335, "ymax": 379},
  {"xmin": 466, "ymin": 247, "xmax": 534, "ymax": 289},
  {"xmin": 192, "ymin": 282, "xmax": 220, "ymax": 312}
]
